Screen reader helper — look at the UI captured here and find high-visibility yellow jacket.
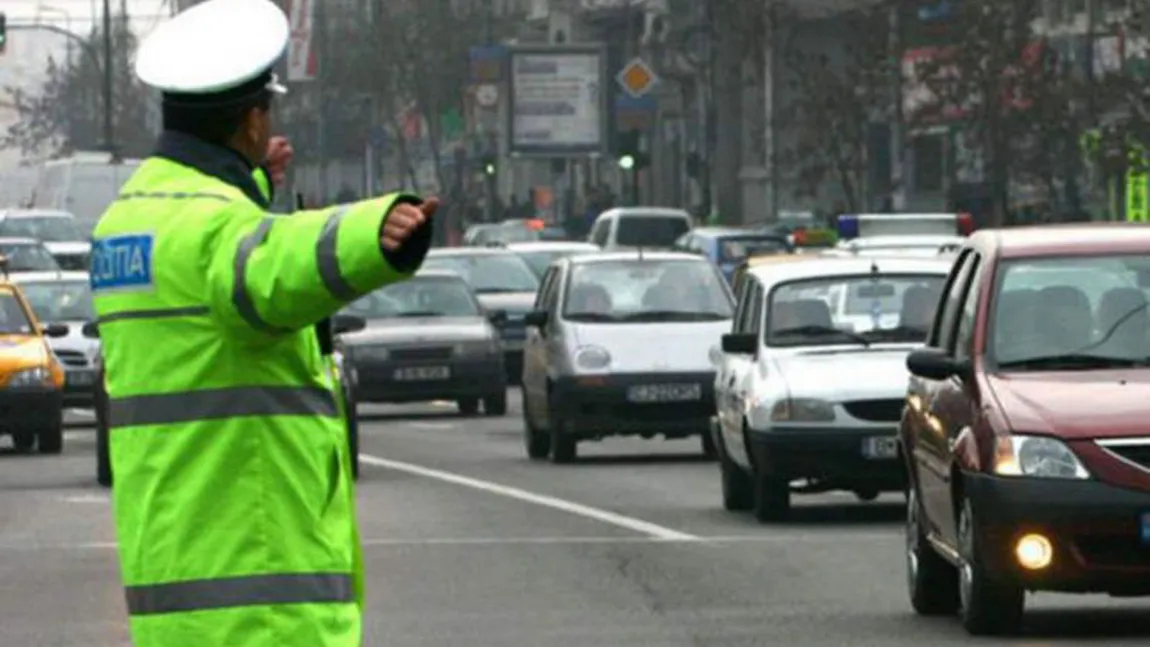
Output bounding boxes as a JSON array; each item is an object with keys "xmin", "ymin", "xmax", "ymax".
[{"xmin": 90, "ymin": 130, "xmax": 430, "ymax": 647}]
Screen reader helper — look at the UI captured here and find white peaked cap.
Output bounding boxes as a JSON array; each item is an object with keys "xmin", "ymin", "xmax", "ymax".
[{"xmin": 135, "ymin": 0, "xmax": 290, "ymax": 96}]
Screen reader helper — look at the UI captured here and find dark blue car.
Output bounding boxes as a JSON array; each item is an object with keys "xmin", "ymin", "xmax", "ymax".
[{"xmin": 672, "ymin": 227, "xmax": 792, "ymax": 284}]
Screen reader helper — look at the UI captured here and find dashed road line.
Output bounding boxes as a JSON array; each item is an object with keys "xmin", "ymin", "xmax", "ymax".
[{"xmin": 361, "ymin": 454, "xmax": 700, "ymax": 541}]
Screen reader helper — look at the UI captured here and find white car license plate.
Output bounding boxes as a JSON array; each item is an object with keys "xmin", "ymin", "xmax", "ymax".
[
  {"xmin": 67, "ymin": 370, "xmax": 96, "ymax": 386},
  {"xmin": 393, "ymin": 366, "xmax": 450, "ymax": 381},
  {"xmin": 627, "ymin": 383, "xmax": 702, "ymax": 403},
  {"xmin": 861, "ymin": 436, "xmax": 899, "ymax": 460}
]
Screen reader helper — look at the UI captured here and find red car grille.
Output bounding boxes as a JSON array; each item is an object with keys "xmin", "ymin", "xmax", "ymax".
[{"xmin": 1099, "ymin": 443, "xmax": 1150, "ymax": 471}]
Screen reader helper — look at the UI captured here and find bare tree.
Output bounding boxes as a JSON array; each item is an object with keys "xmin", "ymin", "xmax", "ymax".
[
  {"xmin": 1, "ymin": 11, "xmax": 152, "ymax": 158},
  {"xmin": 775, "ymin": 5, "xmax": 891, "ymax": 211}
]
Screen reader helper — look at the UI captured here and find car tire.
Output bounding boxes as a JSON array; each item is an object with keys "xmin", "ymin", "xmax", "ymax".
[
  {"xmin": 700, "ymin": 430, "xmax": 717, "ymax": 459},
  {"xmin": 12, "ymin": 430, "xmax": 35, "ymax": 452},
  {"xmin": 752, "ymin": 469, "xmax": 790, "ymax": 523},
  {"xmin": 521, "ymin": 390, "xmax": 550, "ymax": 460},
  {"xmin": 38, "ymin": 414, "xmax": 64, "ymax": 455},
  {"xmin": 457, "ymin": 398, "xmax": 480, "ymax": 416},
  {"xmin": 718, "ymin": 434, "xmax": 753, "ymax": 512},
  {"xmin": 547, "ymin": 396, "xmax": 576, "ymax": 464},
  {"xmin": 958, "ymin": 497, "xmax": 1024, "ymax": 635},
  {"xmin": 906, "ymin": 487, "xmax": 959, "ymax": 615},
  {"xmin": 483, "ymin": 391, "xmax": 508, "ymax": 416}
]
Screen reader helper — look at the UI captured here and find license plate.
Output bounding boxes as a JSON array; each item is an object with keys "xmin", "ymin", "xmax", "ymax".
[
  {"xmin": 393, "ymin": 366, "xmax": 450, "ymax": 381},
  {"xmin": 862, "ymin": 436, "xmax": 899, "ymax": 459},
  {"xmin": 627, "ymin": 383, "xmax": 702, "ymax": 403},
  {"xmin": 1140, "ymin": 512, "xmax": 1150, "ymax": 545},
  {"xmin": 67, "ymin": 371, "xmax": 96, "ymax": 386}
]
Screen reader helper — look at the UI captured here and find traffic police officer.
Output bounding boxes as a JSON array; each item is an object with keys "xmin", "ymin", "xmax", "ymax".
[{"xmin": 88, "ymin": 0, "xmax": 435, "ymax": 645}]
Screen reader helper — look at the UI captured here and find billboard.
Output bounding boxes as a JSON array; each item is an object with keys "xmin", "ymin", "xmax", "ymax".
[
  {"xmin": 507, "ymin": 45, "xmax": 607, "ymax": 157},
  {"xmin": 285, "ymin": 0, "xmax": 317, "ymax": 82}
]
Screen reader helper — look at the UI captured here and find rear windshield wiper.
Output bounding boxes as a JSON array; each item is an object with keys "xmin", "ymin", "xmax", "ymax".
[
  {"xmin": 998, "ymin": 354, "xmax": 1146, "ymax": 370},
  {"xmin": 771, "ymin": 325, "xmax": 871, "ymax": 346}
]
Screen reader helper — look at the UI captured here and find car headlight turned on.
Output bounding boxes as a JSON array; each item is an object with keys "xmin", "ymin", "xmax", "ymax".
[
  {"xmin": 770, "ymin": 398, "xmax": 836, "ymax": 422},
  {"xmin": 574, "ymin": 345, "xmax": 611, "ymax": 371},
  {"xmin": 5, "ymin": 367, "xmax": 53, "ymax": 389},
  {"xmin": 994, "ymin": 435, "xmax": 1090, "ymax": 479},
  {"xmin": 454, "ymin": 340, "xmax": 498, "ymax": 357}
]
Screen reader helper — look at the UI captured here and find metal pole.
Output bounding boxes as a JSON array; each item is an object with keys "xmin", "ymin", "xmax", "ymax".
[
  {"xmin": 102, "ymin": 0, "xmax": 115, "ymax": 155},
  {"xmin": 888, "ymin": 3, "xmax": 905, "ymax": 211}
]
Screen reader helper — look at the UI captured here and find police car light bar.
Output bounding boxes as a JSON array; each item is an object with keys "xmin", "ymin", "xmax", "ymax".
[{"xmin": 837, "ymin": 213, "xmax": 974, "ymax": 240}]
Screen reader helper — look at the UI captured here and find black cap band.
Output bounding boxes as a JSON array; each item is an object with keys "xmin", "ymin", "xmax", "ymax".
[{"xmin": 162, "ymin": 67, "xmax": 275, "ymax": 109}]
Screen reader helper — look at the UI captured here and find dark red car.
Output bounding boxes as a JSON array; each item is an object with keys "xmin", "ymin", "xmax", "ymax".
[{"xmin": 900, "ymin": 225, "xmax": 1150, "ymax": 636}]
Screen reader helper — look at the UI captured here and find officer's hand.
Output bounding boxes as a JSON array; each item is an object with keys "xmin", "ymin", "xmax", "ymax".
[
  {"xmin": 382, "ymin": 198, "xmax": 439, "ymax": 252},
  {"xmin": 265, "ymin": 136, "xmax": 293, "ymax": 186}
]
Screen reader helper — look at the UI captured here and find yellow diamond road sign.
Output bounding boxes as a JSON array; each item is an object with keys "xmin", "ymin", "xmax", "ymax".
[{"xmin": 617, "ymin": 58, "xmax": 658, "ymax": 99}]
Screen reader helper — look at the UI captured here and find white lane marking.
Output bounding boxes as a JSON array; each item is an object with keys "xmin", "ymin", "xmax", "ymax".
[
  {"xmin": 58, "ymin": 494, "xmax": 110, "ymax": 504},
  {"xmin": 0, "ymin": 532, "xmax": 895, "ymax": 552},
  {"xmin": 360, "ymin": 454, "xmax": 699, "ymax": 542}
]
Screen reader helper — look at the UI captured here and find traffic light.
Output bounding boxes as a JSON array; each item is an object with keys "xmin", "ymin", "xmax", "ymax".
[
  {"xmin": 0, "ymin": 13, "xmax": 8, "ymax": 55},
  {"xmin": 615, "ymin": 129, "xmax": 649, "ymax": 170},
  {"xmin": 481, "ymin": 153, "xmax": 497, "ymax": 177}
]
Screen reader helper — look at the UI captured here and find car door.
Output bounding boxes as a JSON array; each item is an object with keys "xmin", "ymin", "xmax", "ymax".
[
  {"xmin": 715, "ymin": 275, "xmax": 751, "ymax": 437},
  {"xmin": 722, "ymin": 280, "xmax": 763, "ymax": 467},
  {"xmin": 523, "ymin": 266, "xmax": 558, "ymax": 423},
  {"xmin": 913, "ymin": 250, "xmax": 981, "ymax": 540}
]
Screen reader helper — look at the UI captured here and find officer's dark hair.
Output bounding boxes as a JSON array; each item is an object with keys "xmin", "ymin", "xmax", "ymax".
[{"xmin": 160, "ymin": 70, "xmax": 275, "ymax": 145}]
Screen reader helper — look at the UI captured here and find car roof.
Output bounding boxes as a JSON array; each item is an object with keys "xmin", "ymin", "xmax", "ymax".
[
  {"xmin": 412, "ymin": 268, "xmax": 466, "ymax": 279},
  {"xmin": 690, "ymin": 227, "xmax": 786, "ymax": 239},
  {"xmin": 839, "ymin": 234, "xmax": 963, "ymax": 247},
  {"xmin": 503, "ymin": 241, "xmax": 600, "ymax": 252},
  {"xmin": 0, "ymin": 237, "xmax": 43, "ymax": 245},
  {"xmin": 972, "ymin": 224, "xmax": 1150, "ymax": 258},
  {"xmin": 0, "ymin": 209, "xmax": 74, "ymax": 220},
  {"xmin": 597, "ymin": 207, "xmax": 691, "ymax": 219},
  {"xmin": 566, "ymin": 250, "xmax": 703, "ymax": 266},
  {"xmin": 748, "ymin": 255, "xmax": 952, "ymax": 285},
  {"xmin": 746, "ymin": 253, "xmax": 815, "ymax": 267},
  {"xmin": 427, "ymin": 246, "xmax": 515, "ymax": 257}
]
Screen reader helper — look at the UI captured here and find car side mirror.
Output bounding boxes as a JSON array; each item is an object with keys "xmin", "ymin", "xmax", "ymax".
[
  {"xmin": 487, "ymin": 309, "xmax": 508, "ymax": 326},
  {"xmin": 331, "ymin": 314, "xmax": 366, "ymax": 336},
  {"xmin": 523, "ymin": 310, "xmax": 549, "ymax": 329},
  {"xmin": 906, "ymin": 348, "xmax": 969, "ymax": 381},
  {"xmin": 721, "ymin": 332, "xmax": 758, "ymax": 355},
  {"xmin": 81, "ymin": 321, "xmax": 99, "ymax": 338},
  {"xmin": 42, "ymin": 322, "xmax": 70, "ymax": 338}
]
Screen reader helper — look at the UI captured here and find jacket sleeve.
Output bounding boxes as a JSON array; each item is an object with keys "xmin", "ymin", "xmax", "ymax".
[
  {"xmin": 252, "ymin": 166, "xmax": 274, "ymax": 204},
  {"xmin": 204, "ymin": 192, "xmax": 431, "ymax": 338}
]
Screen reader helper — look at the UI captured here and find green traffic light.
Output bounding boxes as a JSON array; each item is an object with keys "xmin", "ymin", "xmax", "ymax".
[
  {"xmin": 618, "ymin": 155, "xmax": 635, "ymax": 170},
  {"xmin": 484, "ymin": 163, "xmax": 496, "ymax": 175}
]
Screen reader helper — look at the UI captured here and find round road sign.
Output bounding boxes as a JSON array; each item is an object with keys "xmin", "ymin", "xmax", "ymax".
[{"xmin": 475, "ymin": 84, "xmax": 499, "ymax": 107}]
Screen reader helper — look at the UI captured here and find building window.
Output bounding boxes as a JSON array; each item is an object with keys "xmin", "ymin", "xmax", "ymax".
[{"xmin": 912, "ymin": 134, "xmax": 945, "ymax": 192}]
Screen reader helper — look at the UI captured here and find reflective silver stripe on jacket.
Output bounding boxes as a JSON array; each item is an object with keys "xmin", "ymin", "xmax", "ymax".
[
  {"xmin": 232, "ymin": 217, "xmax": 290, "ymax": 333},
  {"xmin": 117, "ymin": 191, "xmax": 233, "ymax": 202},
  {"xmin": 109, "ymin": 385, "xmax": 339, "ymax": 427},
  {"xmin": 125, "ymin": 572, "xmax": 354, "ymax": 615},
  {"xmin": 97, "ymin": 306, "xmax": 211, "ymax": 324},
  {"xmin": 316, "ymin": 206, "xmax": 360, "ymax": 301}
]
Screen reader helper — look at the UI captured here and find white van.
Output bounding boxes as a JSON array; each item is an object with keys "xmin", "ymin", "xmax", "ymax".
[
  {"xmin": 587, "ymin": 207, "xmax": 693, "ymax": 250},
  {"xmin": 32, "ymin": 152, "xmax": 142, "ymax": 236}
]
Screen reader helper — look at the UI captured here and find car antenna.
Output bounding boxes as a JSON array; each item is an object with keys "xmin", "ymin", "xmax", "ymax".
[
  {"xmin": 870, "ymin": 260, "xmax": 879, "ymax": 275},
  {"xmin": 637, "ymin": 245, "xmax": 644, "ymax": 261}
]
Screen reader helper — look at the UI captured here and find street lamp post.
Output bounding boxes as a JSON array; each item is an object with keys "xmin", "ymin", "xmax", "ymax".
[{"xmin": 102, "ymin": 0, "xmax": 114, "ymax": 155}]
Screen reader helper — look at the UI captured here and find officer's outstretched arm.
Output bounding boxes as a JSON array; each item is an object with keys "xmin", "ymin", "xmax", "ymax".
[{"xmin": 205, "ymin": 193, "xmax": 431, "ymax": 336}]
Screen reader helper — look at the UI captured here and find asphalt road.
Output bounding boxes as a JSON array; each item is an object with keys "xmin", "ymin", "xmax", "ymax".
[{"xmin": 3, "ymin": 393, "xmax": 1150, "ymax": 647}]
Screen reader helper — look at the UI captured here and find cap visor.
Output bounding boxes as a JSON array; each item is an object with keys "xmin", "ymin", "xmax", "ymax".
[{"xmin": 267, "ymin": 74, "xmax": 288, "ymax": 95}]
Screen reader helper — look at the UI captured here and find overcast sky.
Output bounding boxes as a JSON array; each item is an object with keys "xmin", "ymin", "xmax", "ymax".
[{"xmin": 6, "ymin": 0, "xmax": 171, "ymax": 36}]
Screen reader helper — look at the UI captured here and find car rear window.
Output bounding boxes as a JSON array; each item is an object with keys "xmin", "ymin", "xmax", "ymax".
[{"xmin": 615, "ymin": 215, "xmax": 690, "ymax": 248}]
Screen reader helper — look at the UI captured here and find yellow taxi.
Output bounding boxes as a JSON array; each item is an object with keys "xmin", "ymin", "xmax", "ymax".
[{"xmin": 0, "ymin": 259, "xmax": 68, "ymax": 454}]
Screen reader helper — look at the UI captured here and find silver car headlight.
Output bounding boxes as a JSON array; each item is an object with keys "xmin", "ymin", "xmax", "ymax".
[
  {"xmin": 769, "ymin": 398, "xmax": 836, "ymax": 423},
  {"xmin": 994, "ymin": 435, "xmax": 1089, "ymax": 479},
  {"xmin": 574, "ymin": 345, "xmax": 611, "ymax": 370},
  {"xmin": 454, "ymin": 340, "xmax": 498, "ymax": 356},
  {"xmin": 6, "ymin": 367, "xmax": 52, "ymax": 388}
]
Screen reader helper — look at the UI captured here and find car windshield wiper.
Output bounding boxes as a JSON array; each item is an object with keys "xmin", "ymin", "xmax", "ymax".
[
  {"xmin": 564, "ymin": 312, "xmax": 619, "ymax": 322},
  {"xmin": 772, "ymin": 325, "xmax": 871, "ymax": 346},
  {"xmin": 866, "ymin": 325, "xmax": 927, "ymax": 342},
  {"xmin": 620, "ymin": 310, "xmax": 728, "ymax": 322},
  {"xmin": 391, "ymin": 311, "xmax": 444, "ymax": 318},
  {"xmin": 997, "ymin": 354, "xmax": 1146, "ymax": 370},
  {"xmin": 476, "ymin": 287, "xmax": 528, "ymax": 294}
]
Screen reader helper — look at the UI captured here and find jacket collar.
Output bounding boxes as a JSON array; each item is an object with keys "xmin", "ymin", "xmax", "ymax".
[{"xmin": 153, "ymin": 130, "xmax": 269, "ymax": 208}]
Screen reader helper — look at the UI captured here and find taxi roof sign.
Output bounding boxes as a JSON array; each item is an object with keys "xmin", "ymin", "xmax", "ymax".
[{"xmin": 837, "ymin": 213, "xmax": 973, "ymax": 239}]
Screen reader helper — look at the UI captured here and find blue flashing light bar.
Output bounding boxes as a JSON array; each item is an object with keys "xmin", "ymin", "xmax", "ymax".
[{"xmin": 836, "ymin": 213, "xmax": 974, "ymax": 240}]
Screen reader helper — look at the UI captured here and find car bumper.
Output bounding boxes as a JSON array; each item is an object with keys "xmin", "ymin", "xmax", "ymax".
[
  {"xmin": 62, "ymin": 369, "xmax": 99, "ymax": 407},
  {"xmin": 965, "ymin": 472, "xmax": 1150, "ymax": 594},
  {"xmin": 551, "ymin": 372, "xmax": 714, "ymax": 439},
  {"xmin": 0, "ymin": 387, "xmax": 63, "ymax": 429},
  {"xmin": 748, "ymin": 424, "xmax": 904, "ymax": 490},
  {"xmin": 354, "ymin": 356, "xmax": 506, "ymax": 403}
]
